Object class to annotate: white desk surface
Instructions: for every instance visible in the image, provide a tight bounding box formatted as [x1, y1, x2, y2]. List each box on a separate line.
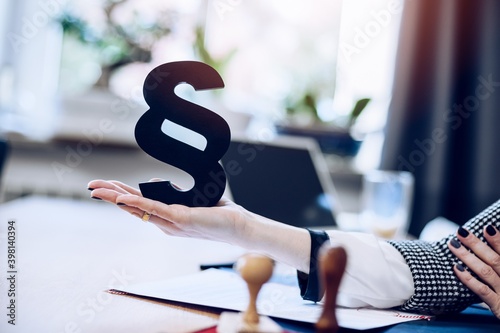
[0, 196, 246, 333]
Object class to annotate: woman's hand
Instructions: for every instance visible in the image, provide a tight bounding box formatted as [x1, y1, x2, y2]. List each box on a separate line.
[87, 179, 311, 272]
[87, 179, 252, 244]
[448, 224, 500, 318]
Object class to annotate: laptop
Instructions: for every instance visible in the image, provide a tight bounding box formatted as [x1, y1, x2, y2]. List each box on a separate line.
[220, 135, 340, 229]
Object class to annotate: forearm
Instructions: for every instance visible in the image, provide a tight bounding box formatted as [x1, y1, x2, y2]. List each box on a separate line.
[233, 210, 311, 273]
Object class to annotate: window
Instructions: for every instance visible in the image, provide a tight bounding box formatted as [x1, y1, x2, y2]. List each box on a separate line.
[0, 0, 62, 140]
[0, 0, 403, 170]
[335, 0, 403, 170]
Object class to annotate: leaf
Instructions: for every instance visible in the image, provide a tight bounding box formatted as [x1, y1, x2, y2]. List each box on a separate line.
[349, 98, 370, 126]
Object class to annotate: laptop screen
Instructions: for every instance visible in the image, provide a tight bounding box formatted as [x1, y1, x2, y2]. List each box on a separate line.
[220, 136, 338, 228]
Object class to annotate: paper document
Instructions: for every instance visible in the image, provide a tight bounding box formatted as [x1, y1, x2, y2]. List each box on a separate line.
[110, 269, 430, 330]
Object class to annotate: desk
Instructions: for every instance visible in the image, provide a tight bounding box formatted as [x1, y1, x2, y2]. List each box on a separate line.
[0, 196, 243, 333]
[0, 196, 499, 333]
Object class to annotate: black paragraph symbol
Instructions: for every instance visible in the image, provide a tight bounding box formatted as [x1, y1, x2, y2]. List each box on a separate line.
[135, 61, 231, 207]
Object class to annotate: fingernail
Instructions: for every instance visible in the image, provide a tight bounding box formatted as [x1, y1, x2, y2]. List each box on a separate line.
[117, 202, 126, 206]
[458, 227, 469, 238]
[456, 264, 465, 272]
[486, 224, 497, 236]
[450, 238, 461, 249]
[91, 196, 102, 201]
[88, 187, 95, 191]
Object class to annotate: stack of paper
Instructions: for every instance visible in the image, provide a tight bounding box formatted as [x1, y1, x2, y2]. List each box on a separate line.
[109, 269, 430, 330]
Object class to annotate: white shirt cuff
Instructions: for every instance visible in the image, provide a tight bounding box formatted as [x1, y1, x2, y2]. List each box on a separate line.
[326, 230, 414, 308]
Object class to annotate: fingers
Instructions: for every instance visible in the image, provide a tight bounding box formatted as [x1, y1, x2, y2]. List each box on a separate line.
[484, 225, 500, 260]
[88, 179, 176, 197]
[87, 180, 239, 242]
[115, 194, 186, 223]
[456, 226, 500, 276]
[448, 240, 499, 291]
[87, 179, 192, 227]
[87, 180, 146, 220]
[448, 226, 500, 289]
[88, 179, 142, 196]
[89, 186, 184, 234]
[453, 264, 499, 311]
[109, 180, 143, 196]
[116, 194, 199, 234]
[88, 184, 130, 205]
[448, 225, 500, 318]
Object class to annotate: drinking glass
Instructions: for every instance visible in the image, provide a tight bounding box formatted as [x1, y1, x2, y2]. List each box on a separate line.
[360, 170, 414, 239]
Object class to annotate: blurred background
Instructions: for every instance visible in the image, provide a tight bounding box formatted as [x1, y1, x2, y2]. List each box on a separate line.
[1, 0, 499, 238]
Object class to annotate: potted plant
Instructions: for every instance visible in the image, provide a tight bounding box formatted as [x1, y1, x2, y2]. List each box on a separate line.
[276, 94, 371, 157]
[57, 1, 176, 91]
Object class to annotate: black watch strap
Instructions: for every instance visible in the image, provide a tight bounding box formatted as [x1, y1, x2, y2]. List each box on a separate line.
[297, 228, 330, 302]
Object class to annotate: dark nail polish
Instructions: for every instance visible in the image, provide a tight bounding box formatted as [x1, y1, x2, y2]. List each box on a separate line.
[458, 227, 469, 238]
[117, 202, 126, 206]
[486, 224, 497, 236]
[91, 196, 102, 201]
[88, 187, 95, 191]
[450, 238, 461, 249]
[456, 264, 465, 272]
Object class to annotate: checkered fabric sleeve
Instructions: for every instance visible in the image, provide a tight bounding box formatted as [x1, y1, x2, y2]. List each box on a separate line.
[388, 199, 500, 315]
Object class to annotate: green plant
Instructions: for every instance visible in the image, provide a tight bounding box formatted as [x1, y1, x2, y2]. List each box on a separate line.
[286, 92, 371, 129]
[347, 97, 371, 128]
[193, 25, 236, 77]
[57, 0, 174, 88]
[285, 92, 321, 123]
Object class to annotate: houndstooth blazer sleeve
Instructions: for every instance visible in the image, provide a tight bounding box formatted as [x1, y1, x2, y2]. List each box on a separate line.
[388, 199, 500, 315]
